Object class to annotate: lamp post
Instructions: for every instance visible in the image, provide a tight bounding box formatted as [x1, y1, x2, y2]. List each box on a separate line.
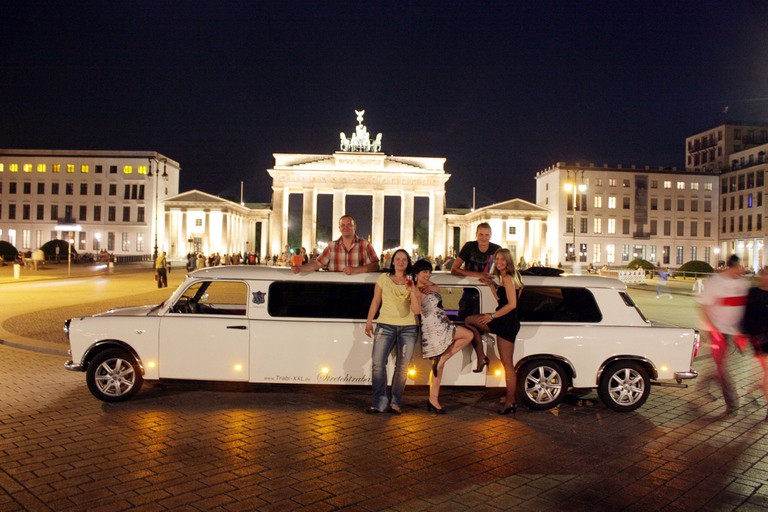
[54, 223, 82, 277]
[148, 157, 168, 261]
[563, 170, 587, 271]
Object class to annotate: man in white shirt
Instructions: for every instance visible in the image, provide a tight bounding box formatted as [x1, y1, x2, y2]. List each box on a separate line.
[698, 255, 749, 414]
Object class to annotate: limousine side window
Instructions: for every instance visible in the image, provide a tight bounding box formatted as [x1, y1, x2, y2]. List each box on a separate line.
[437, 286, 479, 322]
[517, 286, 602, 323]
[172, 280, 248, 316]
[268, 282, 375, 319]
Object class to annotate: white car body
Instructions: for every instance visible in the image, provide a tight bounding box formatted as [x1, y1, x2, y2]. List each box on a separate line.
[65, 266, 698, 411]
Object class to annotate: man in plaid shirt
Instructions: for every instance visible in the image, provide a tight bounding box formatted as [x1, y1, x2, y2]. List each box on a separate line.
[292, 215, 380, 274]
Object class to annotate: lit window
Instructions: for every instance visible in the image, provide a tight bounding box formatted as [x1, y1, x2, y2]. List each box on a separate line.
[53, 164, 60, 173]
[663, 181, 671, 189]
[67, 164, 75, 173]
[677, 182, 685, 190]
[0, 163, 3, 172]
[594, 218, 602, 234]
[704, 183, 713, 191]
[593, 244, 601, 263]
[594, 196, 602, 208]
[138, 165, 148, 175]
[594, 178, 603, 186]
[608, 196, 616, 209]
[123, 166, 133, 174]
[608, 218, 616, 234]
[608, 179, 617, 187]
[81, 165, 89, 173]
[607, 244, 615, 263]
[10, 164, 18, 172]
[37, 164, 46, 173]
[691, 182, 699, 190]
[23, 164, 32, 172]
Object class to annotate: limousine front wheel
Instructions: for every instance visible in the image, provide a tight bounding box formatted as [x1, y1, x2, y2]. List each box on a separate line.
[86, 348, 143, 402]
[518, 360, 568, 410]
[598, 361, 650, 412]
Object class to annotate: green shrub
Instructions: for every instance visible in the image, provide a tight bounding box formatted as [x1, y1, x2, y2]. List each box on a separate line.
[675, 260, 714, 278]
[626, 259, 654, 270]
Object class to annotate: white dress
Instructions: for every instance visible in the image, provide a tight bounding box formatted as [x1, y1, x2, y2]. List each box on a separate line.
[420, 292, 456, 358]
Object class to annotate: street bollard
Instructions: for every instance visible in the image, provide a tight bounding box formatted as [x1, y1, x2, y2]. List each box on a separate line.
[13, 263, 21, 279]
[108, 262, 114, 273]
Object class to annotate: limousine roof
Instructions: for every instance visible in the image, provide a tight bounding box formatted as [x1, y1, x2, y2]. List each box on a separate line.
[187, 266, 628, 290]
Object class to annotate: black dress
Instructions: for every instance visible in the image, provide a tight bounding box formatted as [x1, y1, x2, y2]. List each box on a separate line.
[487, 285, 520, 342]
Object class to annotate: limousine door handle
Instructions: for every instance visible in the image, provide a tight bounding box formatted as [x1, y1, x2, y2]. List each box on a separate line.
[226, 325, 247, 330]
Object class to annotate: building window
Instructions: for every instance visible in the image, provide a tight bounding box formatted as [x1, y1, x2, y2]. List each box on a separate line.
[95, 165, 103, 174]
[51, 183, 59, 195]
[722, 198, 727, 212]
[758, 192, 763, 207]
[109, 184, 117, 196]
[37, 164, 46, 173]
[593, 244, 601, 263]
[123, 166, 133, 174]
[594, 196, 602, 208]
[677, 182, 685, 190]
[10, 164, 18, 172]
[730, 176, 737, 192]
[80, 183, 88, 195]
[676, 247, 683, 265]
[9, 182, 16, 194]
[139, 185, 145, 200]
[757, 171, 765, 187]
[108, 206, 116, 222]
[122, 207, 130, 222]
[64, 205, 73, 221]
[594, 178, 603, 186]
[23, 164, 32, 173]
[676, 222, 684, 236]
[94, 183, 102, 195]
[138, 165, 148, 175]
[36, 204, 44, 220]
[739, 195, 744, 209]
[663, 246, 670, 265]
[650, 246, 657, 262]
[677, 199, 685, 211]
[37, 183, 45, 194]
[94, 205, 101, 222]
[608, 196, 616, 209]
[122, 232, 130, 251]
[65, 183, 74, 195]
[23, 182, 31, 194]
[79, 205, 87, 221]
[622, 245, 629, 263]
[738, 216, 743, 232]
[131, 184, 138, 200]
[566, 217, 574, 233]
[580, 217, 587, 233]
[124, 185, 131, 200]
[650, 198, 657, 210]
[663, 181, 671, 189]
[738, 175, 745, 191]
[704, 183, 713, 191]
[508, 226, 516, 235]
[67, 164, 75, 173]
[691, 182, 699, 190]
[650, 220, 657, 235]
[690, 246, 697, 261]
[704, 200, 711, 212]
[622, 219, 630, 235]
[730, 217, 735, 232]
[749, 194, 753, 208]
[608, 218, 616, 234]
[608, 179, 617, 187]
[623, 179, 630, 187]
[748, 215, 753, 231]
[664, 199, 671, 211]
[195, 219, 203, 227]
[691, 200, 698, 212]
[108, 232, 115, 251]
[748, 173, 755, 188]
[50, 205, 58, 221]
[704, 222, 711, 238]
[690, 222, 698, 237]
[53, 164, 60, 173]
[22, 204, 31, 220]
[758, 215, 763, 230]
[622, 197, 630, 209]
[22, 230, 31, 249]
[594, 218, 602, 234]
[137, 233, 144, 251]
[81, 165, 89, 173]
[607, 244, 615, 263]
[664, 220, 671, 236]
[650, 180, 658, 189]
[78, 232, 87, 251]
[137, 207, 145, 223]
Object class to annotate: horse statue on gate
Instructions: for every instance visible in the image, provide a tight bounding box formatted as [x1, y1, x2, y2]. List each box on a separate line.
[340, 133, 351, 152]
[372, 133, 382, 152]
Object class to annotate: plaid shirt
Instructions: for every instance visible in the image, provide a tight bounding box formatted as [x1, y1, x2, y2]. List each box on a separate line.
[316, 236, 378, 271]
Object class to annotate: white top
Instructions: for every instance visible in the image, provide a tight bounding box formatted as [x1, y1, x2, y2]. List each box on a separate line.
[698, 272, 750, 334]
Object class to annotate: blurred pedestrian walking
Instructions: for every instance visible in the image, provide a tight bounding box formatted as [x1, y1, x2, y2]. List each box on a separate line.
[742, 267, 768, 419]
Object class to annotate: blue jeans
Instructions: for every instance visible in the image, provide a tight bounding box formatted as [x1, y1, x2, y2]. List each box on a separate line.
[371, 324, 419, 411]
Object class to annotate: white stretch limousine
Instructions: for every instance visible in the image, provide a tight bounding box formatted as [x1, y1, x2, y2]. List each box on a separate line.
[65, 266, 698, 411]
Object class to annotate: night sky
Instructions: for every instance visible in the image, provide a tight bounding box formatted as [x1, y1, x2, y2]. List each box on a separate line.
[2, 1, 767, 210]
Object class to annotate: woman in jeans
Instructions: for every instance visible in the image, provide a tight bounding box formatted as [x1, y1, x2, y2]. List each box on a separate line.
[364, 249, 419, 414]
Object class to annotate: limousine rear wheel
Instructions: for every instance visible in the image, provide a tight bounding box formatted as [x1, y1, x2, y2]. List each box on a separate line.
[86, 348, 143, 402]
[518, 360, 568, 410]
[598, 361, 650, 412]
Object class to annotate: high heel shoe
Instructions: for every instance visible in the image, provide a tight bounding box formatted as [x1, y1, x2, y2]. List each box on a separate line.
[431, 357, 440, 377]
[473, 356, 489, 373]
[427, 400, 447, 414]
[498, 404, 517, 416]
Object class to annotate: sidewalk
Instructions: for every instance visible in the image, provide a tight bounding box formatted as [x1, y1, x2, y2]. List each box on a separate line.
[0, 260, 156, 285]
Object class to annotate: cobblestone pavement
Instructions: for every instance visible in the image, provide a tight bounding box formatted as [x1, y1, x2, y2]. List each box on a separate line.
[2, 274, 768, 511]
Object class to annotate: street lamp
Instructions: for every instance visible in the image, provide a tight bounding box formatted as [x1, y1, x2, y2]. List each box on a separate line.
[563, 170, 587, 270]
[148, 157, 168, 261]
[54, 223, 82, 277]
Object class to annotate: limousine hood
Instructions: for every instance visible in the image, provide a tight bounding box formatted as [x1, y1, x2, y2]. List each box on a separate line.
[94, 305, 159, 317]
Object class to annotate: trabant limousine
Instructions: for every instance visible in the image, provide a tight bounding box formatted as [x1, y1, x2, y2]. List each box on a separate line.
[65, 266, 698, 412]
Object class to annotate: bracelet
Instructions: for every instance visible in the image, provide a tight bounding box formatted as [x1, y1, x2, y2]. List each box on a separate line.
[489, 312, 495, 319]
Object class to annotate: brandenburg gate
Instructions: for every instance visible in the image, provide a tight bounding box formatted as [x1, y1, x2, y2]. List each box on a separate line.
[268, 111, 450, 257]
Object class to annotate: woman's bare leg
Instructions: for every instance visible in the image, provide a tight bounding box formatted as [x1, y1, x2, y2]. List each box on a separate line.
[429, 327, 476, 408]
[496, 336, 517, 407]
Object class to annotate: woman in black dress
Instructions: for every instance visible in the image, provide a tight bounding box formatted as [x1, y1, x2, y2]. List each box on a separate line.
[464, 248, 521, 414]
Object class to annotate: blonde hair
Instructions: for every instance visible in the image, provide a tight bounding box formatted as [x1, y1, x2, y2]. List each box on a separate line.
[493, 248, 522, 288]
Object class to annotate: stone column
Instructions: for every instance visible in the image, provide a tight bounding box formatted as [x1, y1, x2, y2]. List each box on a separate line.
[203, 210, 210, 255]
[401, 191, 415, 253]
[221, 210, 228, 255]
[302, 189, 317, 250]
[428, 190, 445, 258]
[332, 189, 345, 240]
[501, 219, 508, 249]
[270, 187, 288, 257]
[163, 206, 171, 254]
[524, 218, 531, 261]
[540, 221, 548, 265]
[372, 190, 385, 256]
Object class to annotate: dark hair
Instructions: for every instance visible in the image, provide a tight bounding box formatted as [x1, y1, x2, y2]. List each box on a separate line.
[412, 259, 433, 276]
[727, 254, 740, 267]
[389, 249, 413, 275]
[476, 222, 491, 232]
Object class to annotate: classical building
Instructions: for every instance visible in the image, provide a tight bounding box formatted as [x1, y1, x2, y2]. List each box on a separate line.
[686, 123, 768, 173]
[0, 150, 179, 261]
[536, 163, 720, 267]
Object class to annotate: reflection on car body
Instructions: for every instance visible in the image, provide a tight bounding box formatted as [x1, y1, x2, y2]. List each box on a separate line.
[64, 266, 698, 412]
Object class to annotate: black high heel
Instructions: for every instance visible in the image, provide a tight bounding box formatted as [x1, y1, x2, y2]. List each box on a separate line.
[473, 356, 489, 373]
[498, 404, 517, 416]
[427, 401, 447, 414]
[431, 357, 440, 377]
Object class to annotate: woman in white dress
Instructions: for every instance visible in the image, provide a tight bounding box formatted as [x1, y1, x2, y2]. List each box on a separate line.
[408, 260, 474, 414]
